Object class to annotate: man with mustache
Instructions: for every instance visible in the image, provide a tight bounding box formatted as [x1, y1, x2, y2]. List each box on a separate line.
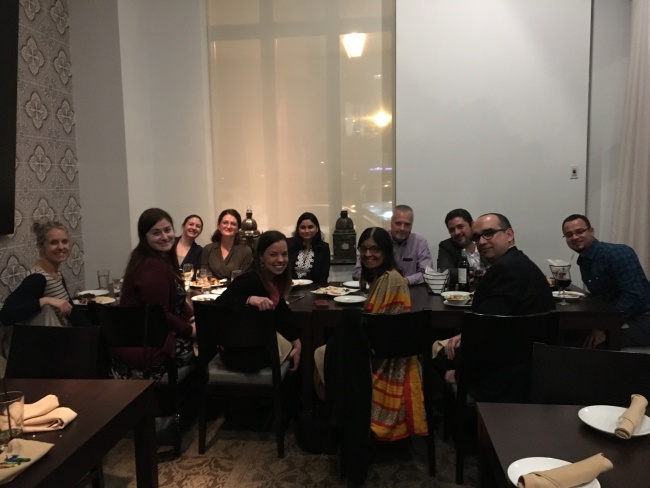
[437, 208, 483, 288]
[562, 213, 650, 348]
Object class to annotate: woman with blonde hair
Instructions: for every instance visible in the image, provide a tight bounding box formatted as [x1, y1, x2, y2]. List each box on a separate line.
[1, 220, 88, 327]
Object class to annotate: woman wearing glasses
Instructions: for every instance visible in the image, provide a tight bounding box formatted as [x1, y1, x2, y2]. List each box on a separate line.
[201, 209, 253, 280]
[315, 227, 428, 446]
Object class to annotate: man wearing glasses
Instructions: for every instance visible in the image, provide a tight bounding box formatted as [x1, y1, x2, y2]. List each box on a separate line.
[352, 204, 433, 286]
[562, 214, 650, 348]
[444, 213, 554, 365]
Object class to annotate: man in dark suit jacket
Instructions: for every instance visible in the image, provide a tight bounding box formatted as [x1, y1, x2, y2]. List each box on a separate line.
[437, 208, 484, 288]
[442, 213, 555, 400]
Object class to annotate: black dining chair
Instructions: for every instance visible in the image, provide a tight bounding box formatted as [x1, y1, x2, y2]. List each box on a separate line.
[193, 301, 291, 458]
[5, 325, 105, 379]
[447, 311, 558, 484]
[530, 343, 650, 406]
[4, 324, 105, 488]
[94, 303, 197, 457]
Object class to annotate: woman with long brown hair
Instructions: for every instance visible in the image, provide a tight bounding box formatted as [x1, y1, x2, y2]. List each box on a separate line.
[115, 208, 195, 380]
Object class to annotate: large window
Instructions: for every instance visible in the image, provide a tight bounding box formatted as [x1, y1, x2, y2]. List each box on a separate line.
[206, 0, 395, 241]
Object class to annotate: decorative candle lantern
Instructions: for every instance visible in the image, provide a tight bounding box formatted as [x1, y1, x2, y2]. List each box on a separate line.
[239, 205, 261, 250]
[332, 210, 357, 264]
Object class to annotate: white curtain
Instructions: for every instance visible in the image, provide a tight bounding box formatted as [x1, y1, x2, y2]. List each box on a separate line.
[612, 0, 650, 274]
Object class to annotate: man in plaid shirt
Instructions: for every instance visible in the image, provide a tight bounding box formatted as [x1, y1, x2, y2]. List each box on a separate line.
[562, 214, 650, 348]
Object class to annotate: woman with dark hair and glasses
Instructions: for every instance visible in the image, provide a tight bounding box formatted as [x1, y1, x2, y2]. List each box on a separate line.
[315, 227, 428, 442]
[174, 214, 204, 277]
[287, 212, 330, 284]
[215, 230, 302, 373]
[115, 208, 196, 380]
[201, 209, 253, 280]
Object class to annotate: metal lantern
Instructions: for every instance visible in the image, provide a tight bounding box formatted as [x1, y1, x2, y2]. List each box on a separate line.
[332, 210, 357, 264]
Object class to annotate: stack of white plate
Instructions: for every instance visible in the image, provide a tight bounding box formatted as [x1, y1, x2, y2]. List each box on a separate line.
[424, 268, 449, 294]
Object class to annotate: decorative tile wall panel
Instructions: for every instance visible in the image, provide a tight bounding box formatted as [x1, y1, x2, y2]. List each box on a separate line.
[0, 0, 85, 308]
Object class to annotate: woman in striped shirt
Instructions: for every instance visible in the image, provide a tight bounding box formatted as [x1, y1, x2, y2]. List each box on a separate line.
[1, 221, 87, 326]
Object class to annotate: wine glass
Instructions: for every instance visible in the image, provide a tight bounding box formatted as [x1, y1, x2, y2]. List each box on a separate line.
[471, 266, 486, 292]
[549, 265, 572, 305]
[182, 264, 194, 291]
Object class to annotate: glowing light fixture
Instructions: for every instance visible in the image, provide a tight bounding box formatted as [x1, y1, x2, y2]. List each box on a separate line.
[342, 33, 366, 58]
[371, 111, 392, 128]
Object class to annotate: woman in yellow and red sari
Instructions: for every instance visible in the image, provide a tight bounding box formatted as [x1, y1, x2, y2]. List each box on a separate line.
[357, 227, 428, 441]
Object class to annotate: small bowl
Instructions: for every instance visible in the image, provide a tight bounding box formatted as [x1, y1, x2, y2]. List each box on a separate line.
[441, 291, 471, 305]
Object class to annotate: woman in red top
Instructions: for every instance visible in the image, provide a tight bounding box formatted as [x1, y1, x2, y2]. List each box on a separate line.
[114, 208, 196, 380]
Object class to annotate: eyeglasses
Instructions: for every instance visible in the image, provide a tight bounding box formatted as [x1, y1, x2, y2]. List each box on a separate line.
[563, 228, 589, 239]
[358, 245, 382, 255]
[470, 228, 508, 243]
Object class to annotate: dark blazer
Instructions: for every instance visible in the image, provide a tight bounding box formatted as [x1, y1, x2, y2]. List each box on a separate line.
[472, 246, 555, 316]
[216, 270, 300, 372]
[437, 238, 463, 286]
[0, 273, 90, 327]
[287, 237, 331, 285]
[175, 237, 203, 276]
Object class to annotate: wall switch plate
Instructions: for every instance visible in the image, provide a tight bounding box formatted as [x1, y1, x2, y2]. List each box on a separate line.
[570, 165, 579, 179]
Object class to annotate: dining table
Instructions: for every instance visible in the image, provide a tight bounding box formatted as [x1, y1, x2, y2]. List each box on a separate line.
[288, 283, 623, 408]
[5, 378, 157, 487]
[477, 402, 650, 487]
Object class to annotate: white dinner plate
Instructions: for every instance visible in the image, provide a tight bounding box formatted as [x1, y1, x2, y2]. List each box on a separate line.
[333, 295, 366, 304]
[507, 457, 600, 488]
[578, 405, 650, 437]
[311, 286, 352, 296]
[342, 281, 360, 288]
[92, 296, 116, 305]
[441, 291, 472, 299]
[210, 288, 226, 296]
[78, 289, 109, 296]
[191, 294, 218, 302]
[552, 291, 584, 301]
[443, 300, 471, 308]
[292, 279, 313, 287]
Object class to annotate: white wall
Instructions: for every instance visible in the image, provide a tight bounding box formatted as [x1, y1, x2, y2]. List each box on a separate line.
[588, 0, 632, 240]
[396, 0, 592, 273]
[70, 0, 132, 287]
[70, 0, 215, 284]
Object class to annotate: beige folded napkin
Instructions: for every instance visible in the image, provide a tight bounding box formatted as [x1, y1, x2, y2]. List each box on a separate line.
[23, 394, 59, 420]
[432, 339, 449, 358]
[23, 407, 77, 432]
[22, 394, 77, 433]
[0, 438, 53, 485]
[615, 394, 648, 439]
[517, 453, 613, 488]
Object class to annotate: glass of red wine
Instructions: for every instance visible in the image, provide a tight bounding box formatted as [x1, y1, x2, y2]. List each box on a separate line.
[550, 265, 572, 305]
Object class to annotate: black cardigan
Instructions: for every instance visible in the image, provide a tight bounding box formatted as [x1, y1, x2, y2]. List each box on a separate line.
[0, 273, 90, 326]
[287, 237, 331, 285]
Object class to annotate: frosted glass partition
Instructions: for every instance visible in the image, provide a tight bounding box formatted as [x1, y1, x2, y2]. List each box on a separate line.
[206, 0, 395, 241]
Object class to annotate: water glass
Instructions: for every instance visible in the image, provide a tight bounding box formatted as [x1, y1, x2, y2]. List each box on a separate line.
[97, 269, 110, 290]
[231, 269, 243, 282]
[112, 278, 122, 297]
[0, 391, 24, 451]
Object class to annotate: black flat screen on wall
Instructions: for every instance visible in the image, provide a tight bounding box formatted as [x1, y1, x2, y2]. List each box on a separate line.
[0, 1, 18, 236]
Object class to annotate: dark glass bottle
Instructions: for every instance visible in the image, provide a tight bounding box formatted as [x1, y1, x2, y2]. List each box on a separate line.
[458, 249, 470, 292]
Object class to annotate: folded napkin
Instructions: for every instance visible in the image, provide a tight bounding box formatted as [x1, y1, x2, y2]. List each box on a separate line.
[615, 394, 648, 439]
[0, 438, 53, 485]
[22, 395, 77, 433]
[517, 453, 613, 488]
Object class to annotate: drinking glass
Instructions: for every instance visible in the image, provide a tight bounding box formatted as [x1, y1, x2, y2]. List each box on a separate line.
[0, 391, 24, 451]
[112, 278, 122, 297]
[549, 265, 572, 305]
[230, 269, 242, 282]
[471, 267, 486, 292]
[182, 264, 194, 290]
[97, 269, 110, 290]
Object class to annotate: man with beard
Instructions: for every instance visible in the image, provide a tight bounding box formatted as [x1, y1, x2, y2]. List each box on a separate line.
[437, 208, 483, 288]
